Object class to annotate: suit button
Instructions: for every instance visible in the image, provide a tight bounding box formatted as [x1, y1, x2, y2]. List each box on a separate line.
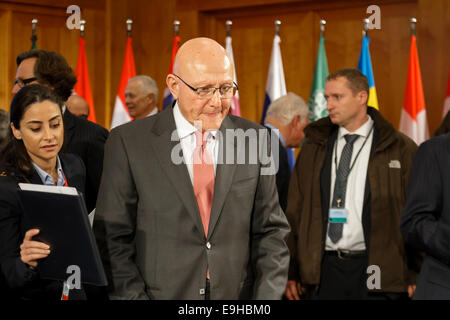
[206, 242, 211, 250]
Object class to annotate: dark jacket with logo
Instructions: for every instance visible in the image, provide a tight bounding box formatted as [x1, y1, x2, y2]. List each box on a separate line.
[286, 107, 419, 293]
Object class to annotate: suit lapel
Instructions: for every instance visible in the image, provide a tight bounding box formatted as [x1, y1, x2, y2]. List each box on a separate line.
[63, 109, 76, 151]
[207, 116, 237, 240]
[150, 107, 205, 238]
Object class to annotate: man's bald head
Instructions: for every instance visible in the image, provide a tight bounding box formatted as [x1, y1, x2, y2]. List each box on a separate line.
[167, 38, 236, 131]
[173, 37, 233, 80]
[66, 94, 89, 120]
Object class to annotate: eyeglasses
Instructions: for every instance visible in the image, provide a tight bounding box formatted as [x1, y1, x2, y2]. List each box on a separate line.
[13, 77, 38, 88]
[173, 74, 238, 99]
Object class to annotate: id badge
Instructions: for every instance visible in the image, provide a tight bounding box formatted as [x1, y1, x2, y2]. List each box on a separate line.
[328, 208, 348, 223]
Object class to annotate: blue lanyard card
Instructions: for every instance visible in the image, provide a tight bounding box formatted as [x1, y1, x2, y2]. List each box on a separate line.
[329, 208, 348, 223]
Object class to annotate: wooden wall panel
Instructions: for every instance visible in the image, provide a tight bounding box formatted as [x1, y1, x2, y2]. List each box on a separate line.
[0, 0, 448, 133]
[0, 0, 107, 127]
[176, 0, 448, 133]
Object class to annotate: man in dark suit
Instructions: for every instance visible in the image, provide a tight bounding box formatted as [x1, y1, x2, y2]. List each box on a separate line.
[12, 50, 108, 213]
[401, 133, 450, 299]
[94, 37, 290, 300]
[264, 92, 309, 212]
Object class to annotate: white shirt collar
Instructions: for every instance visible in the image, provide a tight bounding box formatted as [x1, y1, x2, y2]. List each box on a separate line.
[147, 107, 158, 117]
[338, 115, 374, 140]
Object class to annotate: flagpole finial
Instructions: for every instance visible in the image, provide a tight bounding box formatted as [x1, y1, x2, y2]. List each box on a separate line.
[80, 20, 86, 37]
[126, 19, 133, 37]
[410, 17, 417, 36]
[362, 18, 369, 37]
[274, 20, 281, 36]
[31, 19, 38, 48]
[226, 20, 232, 37]
[174, 20, 180, 36]
[320, 19, 326, 37]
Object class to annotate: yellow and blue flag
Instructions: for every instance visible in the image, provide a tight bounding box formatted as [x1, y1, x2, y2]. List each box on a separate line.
[357, 36, 379, 110]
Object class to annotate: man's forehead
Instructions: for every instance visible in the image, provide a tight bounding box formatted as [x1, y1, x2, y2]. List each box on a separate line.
[17, 58, 37, 77]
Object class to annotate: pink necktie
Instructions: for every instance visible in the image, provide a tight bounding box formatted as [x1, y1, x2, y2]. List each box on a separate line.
[193, 130, 215, 238]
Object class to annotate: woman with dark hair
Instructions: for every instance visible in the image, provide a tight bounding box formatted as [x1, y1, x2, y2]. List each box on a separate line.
[0, 84, 87, 300]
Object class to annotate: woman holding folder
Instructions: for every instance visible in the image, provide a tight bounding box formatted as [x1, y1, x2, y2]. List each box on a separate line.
[0, 84, 87, 300]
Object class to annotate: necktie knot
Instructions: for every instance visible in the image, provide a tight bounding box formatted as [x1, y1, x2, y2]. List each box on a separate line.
[344, 134, 359, 145]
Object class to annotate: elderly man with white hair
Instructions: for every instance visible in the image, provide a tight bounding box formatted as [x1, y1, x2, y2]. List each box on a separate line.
[124, 75, 159, 120]
[264, 92, 309, 212]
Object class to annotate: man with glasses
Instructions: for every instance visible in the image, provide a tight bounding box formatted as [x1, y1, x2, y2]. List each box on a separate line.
[12, 50, 108, 214]
[94, 37, 290, 300]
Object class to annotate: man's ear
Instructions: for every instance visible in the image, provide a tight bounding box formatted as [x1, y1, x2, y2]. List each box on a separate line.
[166, 74, 179, 99]
[359, 90, 369, 106]
[147, 92, 155, 105]
[291, 115, 301, 129]
[11, 123, 21, 140]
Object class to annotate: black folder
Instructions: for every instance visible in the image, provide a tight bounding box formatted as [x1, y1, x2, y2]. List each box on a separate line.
[18, 183, 107, 286]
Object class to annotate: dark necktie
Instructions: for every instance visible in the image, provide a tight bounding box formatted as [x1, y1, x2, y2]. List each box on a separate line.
[328, 134, 359, 244]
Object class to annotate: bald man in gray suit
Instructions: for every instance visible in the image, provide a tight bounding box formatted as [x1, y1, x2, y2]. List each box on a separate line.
[94, 37, 290, 300]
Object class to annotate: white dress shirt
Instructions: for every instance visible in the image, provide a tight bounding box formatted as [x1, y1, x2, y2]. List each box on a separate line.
[325, 115, 374, 251]
[172, 102, 219, 185]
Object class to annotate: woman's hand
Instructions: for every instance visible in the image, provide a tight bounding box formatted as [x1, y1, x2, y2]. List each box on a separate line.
[20, 229, 51, 269]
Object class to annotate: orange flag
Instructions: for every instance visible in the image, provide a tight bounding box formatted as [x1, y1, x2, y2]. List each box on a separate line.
[111, 37, 136, 129]
[74, 37, 96, 123]
[399, 35, 429, 144]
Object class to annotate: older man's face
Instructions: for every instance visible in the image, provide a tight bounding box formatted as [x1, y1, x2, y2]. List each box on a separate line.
[168, 39, 234, 131]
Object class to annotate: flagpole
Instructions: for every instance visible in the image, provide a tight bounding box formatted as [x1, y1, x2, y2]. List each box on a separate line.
[274, 20, 281, 36]
[174, 20, 180, 36]
[320, 19, 326, 37]
[226, 20, 232, 37]
[127, 19, 133, 38]
[410, 17, 417, 36]
[80, 19, 85, 38]
[31, 19, 38, 49]
[362, 18, 369, 37]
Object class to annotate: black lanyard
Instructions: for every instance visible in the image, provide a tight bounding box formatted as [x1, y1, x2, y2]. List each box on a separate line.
[334, 125, 374, 178]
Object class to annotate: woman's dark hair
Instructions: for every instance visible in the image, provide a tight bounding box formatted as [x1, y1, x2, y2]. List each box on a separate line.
[0, 84, 63, 180]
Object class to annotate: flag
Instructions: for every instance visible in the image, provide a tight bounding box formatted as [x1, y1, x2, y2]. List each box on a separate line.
[261, 34, 286, 124]
[308, 35, 329, 122]
[111, 37, 136, 129]
[74, 37, 96, 123]
[399, 35, 429, 144]
[357, 36, 379, 110]
[261, 34, 295, 171]
[225, 35, 241, 117]
[162, 35, 181, 110]
[442, 71, 450, 117]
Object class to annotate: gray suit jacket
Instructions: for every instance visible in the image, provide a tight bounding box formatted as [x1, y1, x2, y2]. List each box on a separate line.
[94, 106, 290, 300]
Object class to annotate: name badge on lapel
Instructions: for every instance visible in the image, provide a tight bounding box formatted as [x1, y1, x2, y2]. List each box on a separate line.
[329, 208, 348, 223]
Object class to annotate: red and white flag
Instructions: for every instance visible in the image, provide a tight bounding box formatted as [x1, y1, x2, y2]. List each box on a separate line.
[74, 37, 96, 123]
[111, 37, 136, 129]
[442, 71, 450, 118]
[399, 35, 429, 144]
[225, 35, 240, 117]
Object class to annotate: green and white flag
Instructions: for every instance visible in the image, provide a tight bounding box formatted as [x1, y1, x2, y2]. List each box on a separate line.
[308, 36, 329, 122]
